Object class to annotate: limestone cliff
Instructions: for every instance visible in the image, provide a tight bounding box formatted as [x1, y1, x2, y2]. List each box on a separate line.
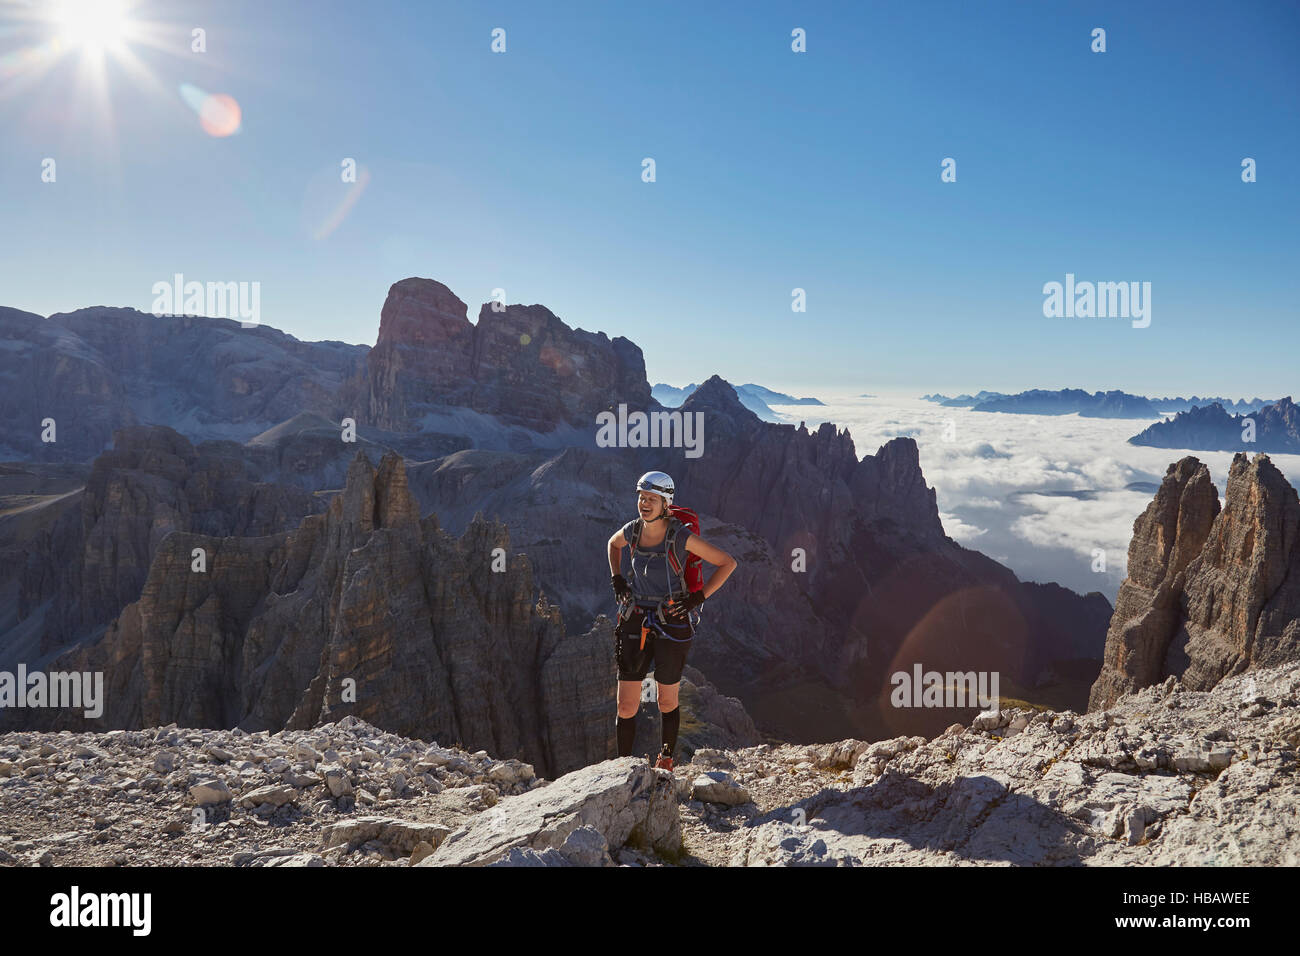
[16, 452, 616, 778]
[7, 426, 323, 661]
[1089, 454, 1300, 710]
[354, 278, 653, 434]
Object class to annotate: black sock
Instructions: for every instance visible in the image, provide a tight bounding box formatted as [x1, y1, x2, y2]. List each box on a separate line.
[616, 714, 637, 757]
[660, 705, 680, 757]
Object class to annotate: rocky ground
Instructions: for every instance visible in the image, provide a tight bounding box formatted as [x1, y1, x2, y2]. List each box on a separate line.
[2, 662, 1296, 867]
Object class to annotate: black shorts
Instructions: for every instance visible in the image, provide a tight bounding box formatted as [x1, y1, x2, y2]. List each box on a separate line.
[614, 609, 693, 684]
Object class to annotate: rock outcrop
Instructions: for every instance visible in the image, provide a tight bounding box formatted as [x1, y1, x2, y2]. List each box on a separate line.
[5, 426, 324, 662]
[354, 278, 653, 434]
[15, 452, 616, 778]
[4, 663, 1296, 867]
[1087, 458, 1221, 709]
[1089, 454, 1300, 710]
[720, 662, 1300, 866]
[0, 716, 560, 867]
[418, 757, 679, 866]
[674, 375, 945, 550]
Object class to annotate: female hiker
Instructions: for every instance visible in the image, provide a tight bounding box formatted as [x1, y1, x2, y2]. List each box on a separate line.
[606, 471, 737, 770]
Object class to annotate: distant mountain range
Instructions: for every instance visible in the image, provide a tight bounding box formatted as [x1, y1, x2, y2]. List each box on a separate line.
[1129, 397, 1299, 454]
[922, 388, 1282, 419]
[651, 382, 824, 422]
[921, 390, 1008, 407]
[917, 387, 1297, 454]
[1145, 395, 1279, 415]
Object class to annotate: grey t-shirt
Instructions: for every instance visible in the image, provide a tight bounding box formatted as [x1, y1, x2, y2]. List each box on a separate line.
[621, 518, 693, 605]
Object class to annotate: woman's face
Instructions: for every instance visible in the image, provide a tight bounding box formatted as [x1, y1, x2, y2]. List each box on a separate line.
[637, 491, 665, 520]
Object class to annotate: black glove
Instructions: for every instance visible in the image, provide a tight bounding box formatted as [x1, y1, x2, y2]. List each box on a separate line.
[663, 590, 705, 624]
[611, 574, 632, 601]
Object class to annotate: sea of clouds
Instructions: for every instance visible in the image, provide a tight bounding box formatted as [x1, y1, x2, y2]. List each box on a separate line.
[768, 389, 1300, 603]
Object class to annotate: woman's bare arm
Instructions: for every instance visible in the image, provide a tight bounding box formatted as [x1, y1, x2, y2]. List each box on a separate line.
[684, 534, 737, 599]
[608, 529, 627, 577]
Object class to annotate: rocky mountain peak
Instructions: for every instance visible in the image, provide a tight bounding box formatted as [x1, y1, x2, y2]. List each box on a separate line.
[873, 434, 923, 476]
[336, 452, 379, 538]
[359, 278, 652, 433]
[1134, 456, 1220, 586]
[681, 375, 757, 420]
[473, 300, 565, 340]
[375, 451, 421, 530]
[1089, 453, 1300, 711]
[375, 278, 472, 348]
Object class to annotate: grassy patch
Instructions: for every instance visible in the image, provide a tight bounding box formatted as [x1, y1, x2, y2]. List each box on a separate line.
[654, 831, 692, 866]
[994, 696, 1053, 713]
[677, 683, 708, 739]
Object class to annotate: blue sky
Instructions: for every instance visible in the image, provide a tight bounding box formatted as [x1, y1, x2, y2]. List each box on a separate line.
[2, 0, 1296, 397]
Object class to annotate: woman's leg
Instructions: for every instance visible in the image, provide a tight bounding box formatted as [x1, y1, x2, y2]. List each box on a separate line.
[614, 619, 652, 756]
[656, 681, 681, 759]
[617, 680, 641, 719]
[615, 680, 641, 756]
[652, 632, 691, 760]
[656, 681, 680, 712]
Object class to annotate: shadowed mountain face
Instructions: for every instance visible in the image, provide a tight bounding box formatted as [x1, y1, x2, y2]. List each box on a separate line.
[0, 306, 367, 462]
[1128, 397, 1300, 454]
[2, 426, 327, 667]
[2, 451, 614, 779]
[1, 278, 1117, 753]
[350, 278, 654, 435]
[1089, 453, 1300, 711]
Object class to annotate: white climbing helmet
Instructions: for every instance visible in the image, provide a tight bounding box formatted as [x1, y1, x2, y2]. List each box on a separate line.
[636, 471, 675, 506]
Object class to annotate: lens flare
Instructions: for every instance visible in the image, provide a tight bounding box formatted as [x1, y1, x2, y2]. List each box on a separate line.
[539, 345, 575, 377]
[311, 167, 371, 240]
[0, 40, 61, 81]
[179, 83, 241, 137]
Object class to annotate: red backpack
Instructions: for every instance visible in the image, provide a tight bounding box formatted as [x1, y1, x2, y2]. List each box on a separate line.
[630, 505, 704, 593]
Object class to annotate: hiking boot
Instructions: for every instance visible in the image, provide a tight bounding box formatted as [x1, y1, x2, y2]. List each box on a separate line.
[653, 752, 674, 772]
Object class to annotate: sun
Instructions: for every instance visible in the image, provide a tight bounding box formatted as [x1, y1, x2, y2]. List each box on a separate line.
[53, 0, 134, 56]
